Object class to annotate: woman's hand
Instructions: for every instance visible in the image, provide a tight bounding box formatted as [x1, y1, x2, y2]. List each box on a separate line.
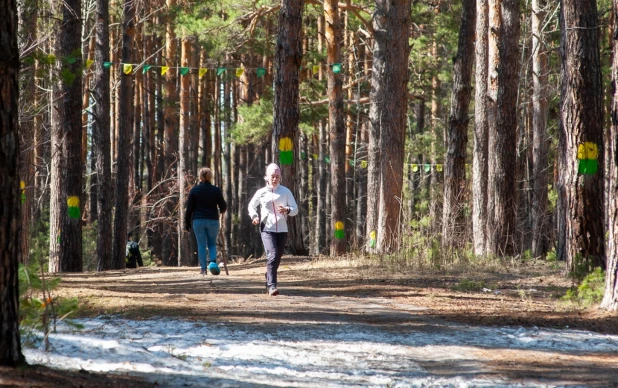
[277, 205, 289, 215]
[252, 217, 260, 225]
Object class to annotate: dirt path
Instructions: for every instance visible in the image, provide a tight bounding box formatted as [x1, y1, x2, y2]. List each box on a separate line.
[4, 257, 618, 387]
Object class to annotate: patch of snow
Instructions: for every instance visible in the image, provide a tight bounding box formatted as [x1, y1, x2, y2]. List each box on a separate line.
[23, 316, 618, 387]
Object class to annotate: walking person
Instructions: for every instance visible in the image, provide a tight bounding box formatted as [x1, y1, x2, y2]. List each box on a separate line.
[185, 167, 227, 275]
[126, 232, 144, 268]
[248, 163, 298, 296]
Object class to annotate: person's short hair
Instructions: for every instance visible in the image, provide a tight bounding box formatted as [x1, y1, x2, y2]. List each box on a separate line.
[127, 232, 133, 239]
[199, 167, 213, 182]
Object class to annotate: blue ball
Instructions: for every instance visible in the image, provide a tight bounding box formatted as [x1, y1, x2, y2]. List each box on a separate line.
[208, 261, 220, 275]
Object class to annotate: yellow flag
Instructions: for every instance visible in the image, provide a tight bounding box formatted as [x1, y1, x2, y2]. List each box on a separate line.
[360, 160, 368, 169]
[436, 164, 443, 172]
[161, 66, 169, 75]
[312, 65, 320, 74]
[86, 59, 94, 68]
[199, 68, 207, 78]
[236, 68, 244, 77]
[123, 64, 133, 74]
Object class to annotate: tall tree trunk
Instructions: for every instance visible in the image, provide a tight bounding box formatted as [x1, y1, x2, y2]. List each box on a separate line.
[530, 0, 550, 258]
[178, 38, 192, 266]
[442, 0, 476, 250]
[368, 0, 411, 253]
[112, 0, 135, 269]
[325, 0, 346, 256]
[485, 0, 520, 256]
[0, 0, 23, 364]
[429, 41, 441, 235]
[18, 0, 38, 265]
[223, 78, 233, 257]
[473, 0, 489, 256]
[557, 0, 605, 272]
[314, 16, 326, 256]
[162, 0, 178, 266]
[272, 0, 305, 254]
[49, 0, 83, 273]
[601, 0, 618, 310]
[93, 0, 113, 271]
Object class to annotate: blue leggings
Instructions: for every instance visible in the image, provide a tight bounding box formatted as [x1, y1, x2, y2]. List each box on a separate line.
[192, 218, 219, 270]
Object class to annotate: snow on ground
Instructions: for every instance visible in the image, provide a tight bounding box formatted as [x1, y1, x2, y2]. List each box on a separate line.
[23, 314, 618, 388]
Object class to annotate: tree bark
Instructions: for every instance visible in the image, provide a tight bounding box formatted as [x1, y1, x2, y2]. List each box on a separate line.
[93, 0, 113, 270]
[530, 0, 550, 258]
[178, 38, 193, 266]
[442, 0, 476, 250]
[473, 0, 489, 256]
[485, 0, 520, 256]
[601, 0, 618, 310]
[112, 0, 135, 269]
[557, 0, 605, 272]
[49, 0, 83, 273]
[272, 0, 306, 254]
[325, 0, 346, 256]
[368, 0, 411, 253]
[0, 0, 23, 364]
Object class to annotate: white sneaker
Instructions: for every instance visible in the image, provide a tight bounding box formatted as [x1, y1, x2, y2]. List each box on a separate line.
[268, 286, 279, 296]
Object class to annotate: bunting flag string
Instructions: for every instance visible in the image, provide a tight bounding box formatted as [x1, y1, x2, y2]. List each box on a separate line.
[300, 151, 446, 172]
[42, 54, 349, 78]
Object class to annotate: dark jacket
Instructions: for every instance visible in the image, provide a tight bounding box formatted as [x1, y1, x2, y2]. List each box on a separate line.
[126, 240, 143, 268]
[185, 181, 227, 230]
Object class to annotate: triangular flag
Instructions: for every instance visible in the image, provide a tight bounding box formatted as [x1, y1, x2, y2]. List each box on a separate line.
[360, 160, 368, 169]
[324, 156, 331, 164]
[199, 68, 207, 78]
[436, 164, 443, 172]
[256, 67, 266, 78]
[412, 164, 419, 172]
[66, 56, 77, 65]
[123, 64, 133, 74]
[312, 65, 320, 74]
[103, 61, 112, 69]
[179, 67, 190, 76]
[142, 65, 152, 74]
[236, 68, 244, 77]
[332, 63, 342, 74]
[217, 67, 226, 76]
[313, 153, 318, 160]
[423, 164, 431, 172]
[349, 159, 355, 167]
[86, 59, 94, 68]
[161, 66, 169, 75]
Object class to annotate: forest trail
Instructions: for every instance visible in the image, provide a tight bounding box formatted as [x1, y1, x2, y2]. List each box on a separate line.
[7, 257, 618, 387]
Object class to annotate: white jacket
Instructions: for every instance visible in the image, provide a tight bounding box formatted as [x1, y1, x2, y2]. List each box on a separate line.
[248, 184, 298, 233]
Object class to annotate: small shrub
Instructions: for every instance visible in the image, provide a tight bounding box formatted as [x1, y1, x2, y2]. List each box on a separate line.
[452, 278, 486, 292]
[562, 267, 605, 307]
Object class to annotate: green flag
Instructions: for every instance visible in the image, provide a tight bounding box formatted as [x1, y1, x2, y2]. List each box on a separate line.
[180, 67, 190, 76]
[256, 67, 266, 78]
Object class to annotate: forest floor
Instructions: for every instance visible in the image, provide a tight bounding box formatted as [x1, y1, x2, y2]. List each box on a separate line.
[2, 255, 618, 387]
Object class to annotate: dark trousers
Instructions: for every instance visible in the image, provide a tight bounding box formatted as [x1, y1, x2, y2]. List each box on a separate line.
[261, 231, 287, 287]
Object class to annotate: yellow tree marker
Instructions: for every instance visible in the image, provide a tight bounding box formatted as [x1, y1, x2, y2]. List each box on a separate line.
[20, 181, 26, 204]
[279, 137, 294, 165]
[369, 230, 377, 248]
[123, 64, 133, 74]
[67, 196, 80, 219]
[334, 221, 345, 239]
